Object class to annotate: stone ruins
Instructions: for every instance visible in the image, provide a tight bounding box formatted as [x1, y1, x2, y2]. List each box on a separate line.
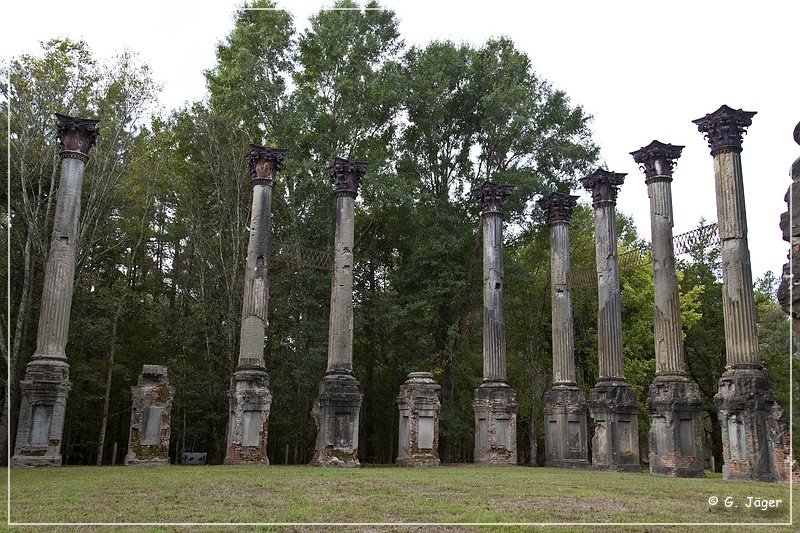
[694, 105, 789, 482]
[224, 145, 284, 465]
[777, 121, 800, 481]
[124, 365, 174, 466]
[310, 157, 367, 467]
[397, 372, 441, 467]
[631, 141, 704, 477]
[12, 114, 99, 468]
[12, 106, 791, 483]
[539, 192, 589, 468]
[580, 169, 640, 472]
[472, 182, 517, 465]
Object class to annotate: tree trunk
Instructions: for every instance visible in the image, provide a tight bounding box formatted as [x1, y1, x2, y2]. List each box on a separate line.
[0, 386, 8, 466]
[96, 303, 123, 465]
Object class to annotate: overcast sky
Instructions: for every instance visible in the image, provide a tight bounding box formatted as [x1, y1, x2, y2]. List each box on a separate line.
[5, 0, 798, 281]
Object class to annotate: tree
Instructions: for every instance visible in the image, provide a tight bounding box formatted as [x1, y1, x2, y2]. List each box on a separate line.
[4, 39, 158, 461]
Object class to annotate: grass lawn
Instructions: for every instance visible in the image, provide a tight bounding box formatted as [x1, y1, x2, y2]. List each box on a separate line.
[5, 465, 797, 530]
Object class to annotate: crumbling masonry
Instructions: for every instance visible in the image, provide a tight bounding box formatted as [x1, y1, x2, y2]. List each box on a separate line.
[12, 114, 99, 468]
[631, 141, 704, 477]
[580, 168, 640, 472]
[472, 182, 517, 465]
[694, 105, 789, 482]
[311, 158, 367, 467]
[397, 372, 441, 467]
[224, 145, 285, 465]
[125, 365, 174, 466]
[539, 192, 589, 468]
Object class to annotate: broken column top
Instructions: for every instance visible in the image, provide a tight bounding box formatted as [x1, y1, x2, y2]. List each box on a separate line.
[474, 182, 514, 216]
[630, 140, 684, 181]
[329, 157, 367, 197]
[580, 168, 626, 207]
[138, 365, 169, 385]
[538, 192, 579, 225]
[55, 112, 100, 157]
[246, 144, 286, 186]
[405, 371, 436, 384]
[692, 104, 757, 155]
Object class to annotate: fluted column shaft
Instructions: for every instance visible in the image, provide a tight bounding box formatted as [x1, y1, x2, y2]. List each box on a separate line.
[647, 175, 686, 375]
[12, 114, 98, 468]
[32, 115, 99, 364]
[550, 221, 576, 384]
[32, 156, 84, 362]
[713, 150, 760, 367]
[237, 183, 272, 368]
[482, 211, 507, 383]
[594, 201, 625, 380]
[327, 192, 356, 373]
[693, 105, 761, 369]
[237, 145, 285, 371]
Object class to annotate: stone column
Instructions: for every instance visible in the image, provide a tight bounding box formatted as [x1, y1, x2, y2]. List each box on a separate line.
[12, 113, 99, 468]
[124, 365, 174, 466]
[396, 372, 441, 467]
[311, 157, 366, 467]
[694, 105, 784, 481]
[776, 121, 800, 482]
[580, 168, 640, 472]
[472, 182, 517, 465]
[631, 141, 704, 477]
[224, 145, 285, 465]
[538, 193, 589, 468]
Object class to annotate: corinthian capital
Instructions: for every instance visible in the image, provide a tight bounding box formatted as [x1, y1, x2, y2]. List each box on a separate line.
[580, 168, 626, 207]
[55, 113, 100, 160]
[474, 182, 514, 216]
[538, 192, 579, 225]
[246, 144, 286, 186]
[692, 105, 756, 155]
[630, 140, 684, 182]
[329, 157, 367, 197]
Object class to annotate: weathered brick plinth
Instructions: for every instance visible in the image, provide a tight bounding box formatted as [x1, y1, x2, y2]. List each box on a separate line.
[715, 367, 789, 482]
[589, 381, 640, 472]
[544, 385, 589, 468]
[646, 376, 704, 477]
[473, 383, 517, 465]
[224, 361, 272, 465]
[777, 122, 800, 483]
[397, 372, 441, 467]
[124, 365, 174, 466]
[311, 373, 362, 467]
[11, 360, 71, 467]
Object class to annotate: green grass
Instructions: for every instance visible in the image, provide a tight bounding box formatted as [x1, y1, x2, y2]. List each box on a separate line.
[5, 465, 798, 530]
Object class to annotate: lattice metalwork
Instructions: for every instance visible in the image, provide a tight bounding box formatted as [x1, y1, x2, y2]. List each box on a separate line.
[271, 240, 332, 271]
[567, 222, 719, 289]
[673, 222, 719, 256]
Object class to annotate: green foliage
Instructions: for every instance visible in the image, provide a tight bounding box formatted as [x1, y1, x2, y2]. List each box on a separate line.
[13, 3, 789, 472]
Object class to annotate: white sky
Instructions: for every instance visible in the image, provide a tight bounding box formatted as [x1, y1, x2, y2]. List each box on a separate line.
[5, 0, 798, 281]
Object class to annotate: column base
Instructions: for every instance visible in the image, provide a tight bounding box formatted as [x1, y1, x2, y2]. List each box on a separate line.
[310, 372, 362, 467]
[224, 365, 272, 465]
[589, 380, 640, 472]
[124, 365, 174, 467]
[646, 375, 705, 477]
[473, 382, 517, 465]
[715, 367, 790, 482]
[396, 372, 441, 467]
[11, 359, 71, 468]
[544, 384, 589, 468]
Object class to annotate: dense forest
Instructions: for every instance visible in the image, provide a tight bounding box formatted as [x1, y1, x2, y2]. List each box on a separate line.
[2, 0, 793, 467]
